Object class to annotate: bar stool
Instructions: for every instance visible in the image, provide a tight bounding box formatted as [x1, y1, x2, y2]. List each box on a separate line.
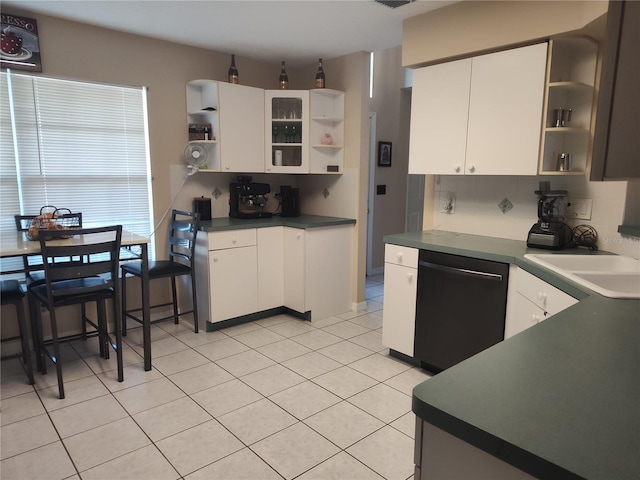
[29, 225, 123, 399]
[1, 279, 35, 385]
[121, 209, 200, 336]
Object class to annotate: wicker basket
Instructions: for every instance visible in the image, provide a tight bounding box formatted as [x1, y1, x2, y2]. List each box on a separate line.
[26, 206, 81, 241]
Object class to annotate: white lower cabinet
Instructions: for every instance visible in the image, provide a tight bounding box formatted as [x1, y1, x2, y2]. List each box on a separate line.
[382, 244, 418, 357]
[283, 225, 353, 320]
[257, 227, 284, 311]
[196, 224, 352, 327]
[505, 266, 578, 339]
[195, 229, 258, 325]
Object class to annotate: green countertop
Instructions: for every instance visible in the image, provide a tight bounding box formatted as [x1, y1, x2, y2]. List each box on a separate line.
[384, 231, 640, 479]
[199, 214, 356, 232]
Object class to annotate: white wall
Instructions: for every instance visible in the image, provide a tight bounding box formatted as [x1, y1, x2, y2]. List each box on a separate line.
[431, 175, 640, 258]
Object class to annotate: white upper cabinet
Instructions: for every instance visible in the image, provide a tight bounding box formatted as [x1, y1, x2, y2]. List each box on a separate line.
[218, 82, 265, 173]
[309, 89, 345, 174]
[186, 80, 221, 171]
[265, 90, 310, 173]
[409, 59, 472, 175]
[186, 80, 264, 173]
[409, 43, 548, 176]
[466, 43, 547, 175]
[540, 37, 597, 175]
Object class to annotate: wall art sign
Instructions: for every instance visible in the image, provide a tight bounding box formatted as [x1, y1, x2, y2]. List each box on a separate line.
[1, 14, 42, 72]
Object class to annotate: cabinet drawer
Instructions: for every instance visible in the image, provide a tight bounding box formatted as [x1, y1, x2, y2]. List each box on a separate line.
[207, 229, 256, 250]
[515, 268, 577, 315]
[385, 244, 418, 268]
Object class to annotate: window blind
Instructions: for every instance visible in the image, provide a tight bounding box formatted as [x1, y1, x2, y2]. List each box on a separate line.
[0, 71, 154, 271]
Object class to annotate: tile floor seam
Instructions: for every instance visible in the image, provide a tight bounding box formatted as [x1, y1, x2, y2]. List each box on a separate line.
[31, 389, 82, 478]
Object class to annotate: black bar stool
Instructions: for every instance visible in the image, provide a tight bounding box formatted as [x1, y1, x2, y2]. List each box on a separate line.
[121, 209, 201, 337]
[1, 279, 35, 385]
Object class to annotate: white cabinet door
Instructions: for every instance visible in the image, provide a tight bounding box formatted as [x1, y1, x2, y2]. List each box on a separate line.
[466, 43, 547, 175]
[283, 227, 306, 313]
[382, 262, 418, 356]
[504, 266, 578, 339]
[209, 246, 258, 323]
[409, 59, 472, 175]
[257, 227, 284, 311]
[283, 225, 353, 320]
[218, 83, 265, 173]
[504, 291, 545, 339]
[305, 225, 352, 320]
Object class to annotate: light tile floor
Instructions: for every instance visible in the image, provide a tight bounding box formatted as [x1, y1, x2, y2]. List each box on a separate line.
[0, 273, 432, 480]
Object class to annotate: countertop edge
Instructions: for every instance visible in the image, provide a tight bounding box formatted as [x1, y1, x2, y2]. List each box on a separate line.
[199, 215, 356, 232]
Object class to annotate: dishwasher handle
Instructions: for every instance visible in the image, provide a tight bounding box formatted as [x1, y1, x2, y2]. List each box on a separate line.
[419, 260, 504, 282]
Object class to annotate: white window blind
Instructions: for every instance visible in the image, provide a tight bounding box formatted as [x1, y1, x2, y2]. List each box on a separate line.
[0, 71, 154, 270]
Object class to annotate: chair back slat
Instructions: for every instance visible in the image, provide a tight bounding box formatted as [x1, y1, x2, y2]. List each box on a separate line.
[167, 210, 200, 266]
[39, 226, 122, 300]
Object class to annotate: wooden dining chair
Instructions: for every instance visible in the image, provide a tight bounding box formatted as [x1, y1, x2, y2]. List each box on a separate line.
[28, 225, 123, 399]
[121, 210, 201, 336]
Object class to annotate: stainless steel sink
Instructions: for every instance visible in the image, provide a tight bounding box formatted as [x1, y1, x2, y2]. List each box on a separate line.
[524, 254, 640, 299]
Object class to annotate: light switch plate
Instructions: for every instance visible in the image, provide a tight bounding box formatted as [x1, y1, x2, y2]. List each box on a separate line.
[566, 198, 592, 220]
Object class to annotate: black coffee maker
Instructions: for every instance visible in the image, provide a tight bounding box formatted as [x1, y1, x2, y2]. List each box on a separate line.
[527, 182, 571, 249]
[280, 185, 300, 217]
[229, 176, 273, 219]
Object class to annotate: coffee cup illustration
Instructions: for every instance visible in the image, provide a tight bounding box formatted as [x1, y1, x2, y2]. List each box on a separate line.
[1, 28, 24, 55]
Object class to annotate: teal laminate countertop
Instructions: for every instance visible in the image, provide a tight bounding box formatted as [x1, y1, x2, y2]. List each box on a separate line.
[199, 214, 356, 232]
[384, 231, 640, 480]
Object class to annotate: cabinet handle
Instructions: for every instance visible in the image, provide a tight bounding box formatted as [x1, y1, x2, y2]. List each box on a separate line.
[297, 232, 302, 239]
[397, 252, 403, 262]
[225, 165, 230, 170]
[454, 165, 461, 173]
[232, 238, 237, 244]
[531, 314, 541, 324]
[213, 256, 218, 262]
[407, 272, 413, 282]
[538, 292, 547, 301]
[468, 164, 475, 173]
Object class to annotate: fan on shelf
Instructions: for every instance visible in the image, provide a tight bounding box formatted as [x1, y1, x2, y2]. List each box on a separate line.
[184, 142, 209, 175]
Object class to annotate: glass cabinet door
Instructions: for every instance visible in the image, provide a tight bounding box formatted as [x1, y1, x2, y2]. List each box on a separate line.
[265, 90, 309, 173]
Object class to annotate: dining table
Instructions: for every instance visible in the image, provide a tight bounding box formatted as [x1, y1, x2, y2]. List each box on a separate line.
[0, 228, 154, 371]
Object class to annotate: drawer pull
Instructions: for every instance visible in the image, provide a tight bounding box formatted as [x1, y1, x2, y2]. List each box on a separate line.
[407, 272, 413, 281]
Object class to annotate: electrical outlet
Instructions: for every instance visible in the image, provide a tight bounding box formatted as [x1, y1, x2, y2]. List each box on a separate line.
[440, 192, 455, 214]
[566, 198, 592, 220]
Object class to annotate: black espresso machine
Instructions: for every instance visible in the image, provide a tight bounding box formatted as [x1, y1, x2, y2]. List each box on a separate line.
[229, 176, 273, 219]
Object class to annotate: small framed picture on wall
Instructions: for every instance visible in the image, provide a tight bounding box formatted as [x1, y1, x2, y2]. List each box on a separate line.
[378, 141, 392, 167]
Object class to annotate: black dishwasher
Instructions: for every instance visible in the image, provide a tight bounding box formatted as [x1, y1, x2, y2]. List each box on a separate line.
[414, 250, 509, 373]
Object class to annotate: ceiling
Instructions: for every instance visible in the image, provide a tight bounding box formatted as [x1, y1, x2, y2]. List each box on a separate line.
[2, 0, 456, 67]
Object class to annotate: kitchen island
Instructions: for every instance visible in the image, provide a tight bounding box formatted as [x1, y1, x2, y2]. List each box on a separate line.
[384, 231, 639, 480]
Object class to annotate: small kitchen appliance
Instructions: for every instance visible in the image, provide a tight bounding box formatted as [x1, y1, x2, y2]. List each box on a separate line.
[229, 176, 273, 219]
[193, 196, 212, 221]
[527, 183, 571, 249]
[280, 185, 300, 217]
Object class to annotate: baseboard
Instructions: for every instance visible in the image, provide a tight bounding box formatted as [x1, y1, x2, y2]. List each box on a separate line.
[367, 267, 384, 276]
[353, 301, 368, 312]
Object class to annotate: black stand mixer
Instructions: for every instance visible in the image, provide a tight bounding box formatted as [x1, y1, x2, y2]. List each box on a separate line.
[527, 184, 572, 250]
